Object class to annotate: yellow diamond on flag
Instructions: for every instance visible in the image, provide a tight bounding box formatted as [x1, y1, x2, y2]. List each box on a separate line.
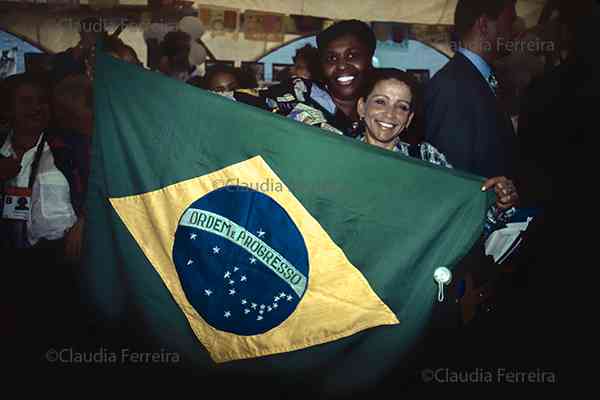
[109, 155, 399, 363]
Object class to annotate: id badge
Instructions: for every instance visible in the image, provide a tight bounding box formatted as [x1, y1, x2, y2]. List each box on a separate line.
[2, 186, 32, 221]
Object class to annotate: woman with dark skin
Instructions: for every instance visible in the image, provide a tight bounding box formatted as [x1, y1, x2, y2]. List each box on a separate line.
[199, 64, 241, 93]
[261, 20, 376, 137]
[316, 19, 375, 135]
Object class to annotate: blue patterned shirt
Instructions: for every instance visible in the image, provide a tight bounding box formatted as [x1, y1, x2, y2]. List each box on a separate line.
[357, 134, 452, 168]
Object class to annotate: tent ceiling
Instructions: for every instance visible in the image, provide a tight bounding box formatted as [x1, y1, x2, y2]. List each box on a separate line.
[196, 0, 547, 27]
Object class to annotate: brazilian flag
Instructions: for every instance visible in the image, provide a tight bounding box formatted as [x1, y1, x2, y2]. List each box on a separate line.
[83, 51, 493, 396]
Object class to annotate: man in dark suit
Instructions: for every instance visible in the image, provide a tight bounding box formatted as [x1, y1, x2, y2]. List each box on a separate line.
[418, 1, 525, 375]
[424, 0, 519, 179]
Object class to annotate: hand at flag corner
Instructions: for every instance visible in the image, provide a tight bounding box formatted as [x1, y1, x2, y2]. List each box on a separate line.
[481, 176, 519, 210]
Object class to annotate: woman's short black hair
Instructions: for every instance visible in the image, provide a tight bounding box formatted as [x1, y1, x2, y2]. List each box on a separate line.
[360, 68, 420, 112]
[161, 30, 191, 59]
[292, 44, 322, 82]
[316, 19, 376, 58]
[199, 64, 244, 90]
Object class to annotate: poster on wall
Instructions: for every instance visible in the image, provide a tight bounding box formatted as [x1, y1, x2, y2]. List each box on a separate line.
[197, 6, 239, 32]
[283, 15, 325, 35]
[1, 30, 43, 77]
[242, 11, 284, 42]
[371, 21, 411, 45]
[0, 47, 18, 79]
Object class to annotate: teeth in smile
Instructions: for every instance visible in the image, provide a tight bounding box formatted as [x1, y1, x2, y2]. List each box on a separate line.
[377, 122, 395, 129]
[337, 76, 354, 83]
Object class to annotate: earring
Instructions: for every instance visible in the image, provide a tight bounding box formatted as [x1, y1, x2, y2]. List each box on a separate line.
[357, 117, 366, 133]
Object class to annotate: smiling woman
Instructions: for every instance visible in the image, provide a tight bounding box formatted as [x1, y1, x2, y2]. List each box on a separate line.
[356, 68, 450, 165]
[259, 20, 377, 138]
[355, 68, 521, 217]
[357, 70, 416, 151]
[316, 19, 376, 124]
[1, 73, 77, 250]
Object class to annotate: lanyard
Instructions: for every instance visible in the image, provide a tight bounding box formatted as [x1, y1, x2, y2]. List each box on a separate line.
[27, 131, 48, 189]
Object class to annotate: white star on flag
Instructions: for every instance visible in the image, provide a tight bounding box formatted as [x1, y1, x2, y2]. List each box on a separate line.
[224, 271, 231, 278]
[260, 304, 265, 309]
[241, 299, 247, 305]
[287, 295, 293, 301]
[267, 306, 272, 312]
[244, 309, 250, 314]
[228, 279, 235, 285]
[204, 289, 212, 296]
[189, 233, 197, 240]
[257, 315, 263, 321]
[229, 289, 236, 295]
[249, 257, 256, 264]
[186, 259, 194, 266]
[240, 276, 247, 282]
[280, 292, 286, 297]
[259, 310, 264, 315]
[212, 246, 220, 254]
[273, 303, 278, 309]
[224, 311, 231, 318]
[233, 266, 239, 272]
[274, 295, 280, 301]
[251, 303, 257, 309]
[257, 229, 266, 238]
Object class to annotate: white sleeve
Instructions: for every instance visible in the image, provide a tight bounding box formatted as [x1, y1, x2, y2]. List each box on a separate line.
[28, 157, 77, 245]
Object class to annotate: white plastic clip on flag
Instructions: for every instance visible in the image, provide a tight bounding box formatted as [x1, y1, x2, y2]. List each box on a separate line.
[433, 267, 452, 302]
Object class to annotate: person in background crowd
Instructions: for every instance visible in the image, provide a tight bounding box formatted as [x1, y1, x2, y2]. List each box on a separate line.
[236, 66, 260, 90]
[52, 16, 106, 83]
[48, 74, 93, 264]
[158, 30, 201, 82]
[192, 64, 269, 110]
[104, 35, 143, 67]
[1, 73, 81, 368]
[290, 44, 322, 82]
[424, 0, 519, 180]
[518, 0, 597, 207]
[496, 0, 598, 372]
[1, 73, 77, 251]
[51, 74, 93, 138]
[199, 64, 241, 93]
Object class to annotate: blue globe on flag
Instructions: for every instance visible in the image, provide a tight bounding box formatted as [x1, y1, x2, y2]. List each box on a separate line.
[173, 186, 309, 335]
